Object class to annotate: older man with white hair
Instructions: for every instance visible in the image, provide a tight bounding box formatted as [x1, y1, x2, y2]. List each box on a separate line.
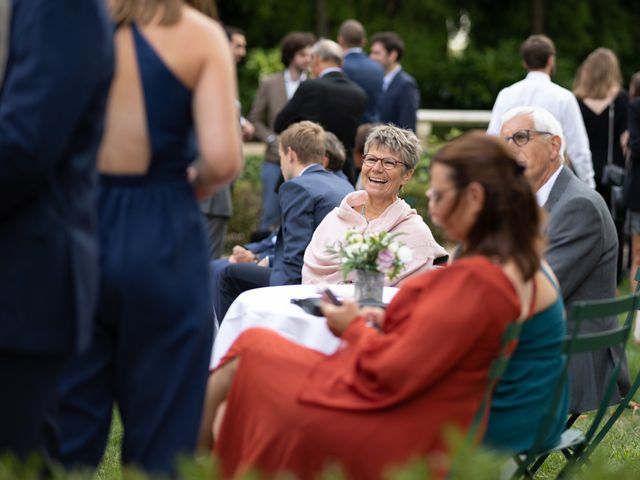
[275, 39, 367, 183]
[500, 106, 628, 415]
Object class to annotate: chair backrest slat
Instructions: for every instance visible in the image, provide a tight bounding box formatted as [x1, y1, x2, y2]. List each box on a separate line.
[562, 328, 629, 354]
[568, 294, 637, 322]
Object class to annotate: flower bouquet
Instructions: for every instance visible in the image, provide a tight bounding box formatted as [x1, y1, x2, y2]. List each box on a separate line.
[326, 230, 412, 301]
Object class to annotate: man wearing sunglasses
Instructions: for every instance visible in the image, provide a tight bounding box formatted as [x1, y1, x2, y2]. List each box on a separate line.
[487, 34, 595, 189]
[500, 106, 628, 416]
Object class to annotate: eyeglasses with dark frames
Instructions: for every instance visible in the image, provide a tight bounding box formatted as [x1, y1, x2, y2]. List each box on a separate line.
[362, 154, 408, 170]
[426, 186, 458, 205]
[503, 129, 553, 147]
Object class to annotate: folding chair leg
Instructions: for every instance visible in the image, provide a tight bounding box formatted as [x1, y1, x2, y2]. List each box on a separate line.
[528, 453, 550, 475]
[565, 413, 580, 429]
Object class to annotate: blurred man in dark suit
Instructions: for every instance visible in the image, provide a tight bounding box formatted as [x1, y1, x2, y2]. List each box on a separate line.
[275, 39, 366, 184]
[0, 0, 113, 457]
[249, 31, 315, 231]
[338, 19, 383, 124]
[370, 31, 420, 132]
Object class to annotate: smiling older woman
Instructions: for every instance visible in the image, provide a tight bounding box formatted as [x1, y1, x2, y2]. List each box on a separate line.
[302, 125, 447, 285]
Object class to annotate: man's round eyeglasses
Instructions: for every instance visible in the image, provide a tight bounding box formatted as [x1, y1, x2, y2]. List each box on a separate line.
[362, 154, 408, 170]
[503, 129, 553, 147]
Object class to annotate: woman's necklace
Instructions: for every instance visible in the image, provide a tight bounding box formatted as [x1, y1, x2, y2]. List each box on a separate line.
[361, 204, 369, 224]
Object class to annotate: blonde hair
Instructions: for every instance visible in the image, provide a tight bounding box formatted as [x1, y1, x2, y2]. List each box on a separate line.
[110, 0, 217, 26]
[279, 121, 327, 165]
[573, 48, 622, 100]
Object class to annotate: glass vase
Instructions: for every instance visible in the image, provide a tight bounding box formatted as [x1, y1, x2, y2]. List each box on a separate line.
[354, 270, 385, 303]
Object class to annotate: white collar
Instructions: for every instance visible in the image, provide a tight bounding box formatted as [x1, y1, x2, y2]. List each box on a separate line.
[383, 65, 402, 89]
[525, 71, 551, 82]
[319, 67, 342, 78]
[298, 163, 317, 177]
[283, 69, 306, 83]
[536, 165, 562, 206]
[345, 47, 363, 55]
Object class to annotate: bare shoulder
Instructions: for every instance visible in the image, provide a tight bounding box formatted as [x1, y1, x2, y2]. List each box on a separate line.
[178, 6, 227, 53]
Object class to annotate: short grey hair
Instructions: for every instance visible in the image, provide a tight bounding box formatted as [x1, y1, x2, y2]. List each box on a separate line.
[500, 106, 566, 160]
[364, 125, 422, 169]
[310, 39, 343, 67]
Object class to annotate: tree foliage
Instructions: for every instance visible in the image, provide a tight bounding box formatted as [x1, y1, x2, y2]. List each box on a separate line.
[217, 0, 640, 110]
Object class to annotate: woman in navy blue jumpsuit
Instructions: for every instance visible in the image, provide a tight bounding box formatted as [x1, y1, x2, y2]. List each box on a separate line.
[51, 0, 243, 474]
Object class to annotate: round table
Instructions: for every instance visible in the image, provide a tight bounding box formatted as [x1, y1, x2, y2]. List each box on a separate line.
[210, 284, 399, 369]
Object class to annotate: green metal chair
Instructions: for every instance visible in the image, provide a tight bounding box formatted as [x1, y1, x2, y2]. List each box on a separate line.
[509, 290, 640, 479]
[576, 268, 640, 462]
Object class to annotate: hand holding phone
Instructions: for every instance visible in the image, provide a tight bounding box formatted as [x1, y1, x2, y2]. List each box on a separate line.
[323, 288, 342, 306]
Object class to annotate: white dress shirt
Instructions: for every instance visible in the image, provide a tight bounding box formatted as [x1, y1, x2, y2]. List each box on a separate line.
[283, 69, 306, 100]
[487, 71, 595, 189]
[382, 65, 401, 92]
[535, 164, 563, 207]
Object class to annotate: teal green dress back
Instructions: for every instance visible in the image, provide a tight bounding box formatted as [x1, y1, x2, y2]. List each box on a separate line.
[484, 267, 569, 453]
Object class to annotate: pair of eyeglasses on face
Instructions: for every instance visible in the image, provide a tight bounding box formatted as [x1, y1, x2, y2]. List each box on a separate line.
[503, 129, 553, 147]
[362, 154, 408, 170]
[426, 186, 457, 204]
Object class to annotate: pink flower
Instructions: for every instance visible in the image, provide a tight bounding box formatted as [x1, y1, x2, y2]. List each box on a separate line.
[376, 249, 395, 272]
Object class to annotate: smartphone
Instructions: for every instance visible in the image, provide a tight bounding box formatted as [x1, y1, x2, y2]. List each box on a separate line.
[323, 288, 343, 306]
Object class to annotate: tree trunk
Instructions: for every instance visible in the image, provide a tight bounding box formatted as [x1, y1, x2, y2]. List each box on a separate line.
[316, 0, 328, 37]
[532, 0, 545, 33]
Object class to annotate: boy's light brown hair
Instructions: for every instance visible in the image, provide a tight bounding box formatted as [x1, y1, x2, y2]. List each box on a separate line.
[279, 121, 326, 165]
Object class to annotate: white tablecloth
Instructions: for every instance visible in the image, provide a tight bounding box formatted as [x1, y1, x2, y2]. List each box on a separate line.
[210, 284, 399, 369]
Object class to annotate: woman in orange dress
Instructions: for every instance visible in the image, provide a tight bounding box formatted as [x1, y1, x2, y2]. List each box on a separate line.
[203, 131, 550, 479]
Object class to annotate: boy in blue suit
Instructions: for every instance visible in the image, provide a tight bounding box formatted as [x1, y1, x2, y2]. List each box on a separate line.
[215, 121, 353, 319]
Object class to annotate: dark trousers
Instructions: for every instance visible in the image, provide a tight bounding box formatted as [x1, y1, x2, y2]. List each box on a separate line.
[0, 351, 66, 459]
[217, 263, 271, 321]
[202, 214, 228, 260]
[50, 178, 214, 475]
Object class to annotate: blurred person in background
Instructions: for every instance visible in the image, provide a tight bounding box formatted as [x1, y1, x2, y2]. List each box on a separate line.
[626, 72, 640, 345]
[200, 24, 252, 259]
[0, 0, 113, 459]
[275, 39, 367, 184]
[573, 47, 629, 283]
[338, 19, 383, 123]
[369, 31, 420, 133]
[50, 0, 242, 474]
[249, 31, 315, 232]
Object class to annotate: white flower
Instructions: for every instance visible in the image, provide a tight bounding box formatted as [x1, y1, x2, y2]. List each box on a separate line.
[347, 232, 364, 244]
[397, 246, 413, 263]
[388, 241, 400, 252]
[345, 243, 366, 256]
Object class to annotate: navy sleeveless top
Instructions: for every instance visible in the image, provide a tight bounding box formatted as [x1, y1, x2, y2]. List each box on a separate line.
[130, 22, 197, 179]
